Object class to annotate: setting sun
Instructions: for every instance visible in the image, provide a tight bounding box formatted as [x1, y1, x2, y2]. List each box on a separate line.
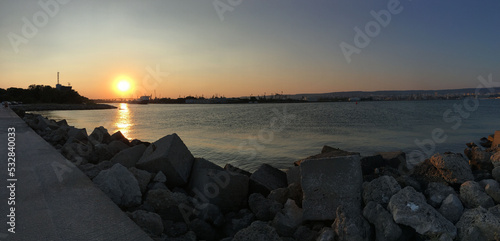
[117, 80, 131, 92]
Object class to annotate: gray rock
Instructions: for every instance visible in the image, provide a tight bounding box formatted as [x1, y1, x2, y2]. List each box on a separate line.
[469, 146, 493, 171]
[36, 115, 59, 130]
[127, 210, 163, 236]
[333, 205, 371, 241]
[388, 186, 456, 239]
[128, 167, 153, 194]
[78, 163, 100, 179]
[363, 201, 402, 241]
[288, 182, 303, 208]
[272, 199, 303, 237]
[137, 133, 194, 188]
[377, 151, 407, 172]
[460, 181, 494, 208]
[429, 153, 474, 184]
[301, 155, 363, 221]
[362, 175, 401, 206]
[111, 130, 130, 145]
[233, 221, 281, 241]
[360, 154, 386, 175]
[493, 166, 500, 182]
[248, 193, 282, 221]
[92, 163, 142, 208]
[195, 203, 224, 227]
[145, 188, 190, 222]
[97, 160, 113, 170]
[250, 163, 287, 196]
[286, 166, 301, 186]
[188, 158, 249, 212]
[293, 226, 317, 241]
[110, 144, 147, 168]
[89, 126, 111, 144]
[491, 151, 500, 167]
[224, 163, 251, 176]
[89, 144, 113, 164]
[438, 194, 463, 224]
[267, 187, 289, 205]
[316, 227, 335, 241]
[424, 182, 457, 208]
[456, 206, 500, 241]
[480, 179, 500, 203]
[224, 209, 255, 237]
[108, 140, 130, 156]
[154, 171, 167, 183]
[65, 127, 89, 144]
[164, 220, 188, 237]
[189, 218, 216, 241]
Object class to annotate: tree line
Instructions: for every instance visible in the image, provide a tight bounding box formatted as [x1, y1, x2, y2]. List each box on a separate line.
[0, 85, 90, 104]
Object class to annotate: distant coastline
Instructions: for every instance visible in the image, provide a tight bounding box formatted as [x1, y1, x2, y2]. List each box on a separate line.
[11, 103, 117, 111]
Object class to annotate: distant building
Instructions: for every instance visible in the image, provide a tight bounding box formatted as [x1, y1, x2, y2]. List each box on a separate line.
[55, 72, 72, 91]
[349, 97, 360, 102]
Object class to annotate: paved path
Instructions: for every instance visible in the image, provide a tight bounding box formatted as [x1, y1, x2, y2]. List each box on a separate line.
[0, 107, 152, 241]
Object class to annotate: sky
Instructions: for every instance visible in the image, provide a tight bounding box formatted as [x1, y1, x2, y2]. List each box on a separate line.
[1, 0, 499, 99]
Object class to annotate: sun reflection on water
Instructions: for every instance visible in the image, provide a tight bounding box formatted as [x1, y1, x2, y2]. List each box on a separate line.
[115, 103, 132, 138]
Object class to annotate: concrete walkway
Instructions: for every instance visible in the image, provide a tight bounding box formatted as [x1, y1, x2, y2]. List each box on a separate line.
[0, 107, 152, 241]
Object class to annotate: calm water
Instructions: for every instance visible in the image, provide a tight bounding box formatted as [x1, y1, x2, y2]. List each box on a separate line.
[33, 100, 500, 171]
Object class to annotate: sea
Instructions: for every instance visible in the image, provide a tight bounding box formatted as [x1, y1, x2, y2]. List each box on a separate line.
[32, 99, 500, 172]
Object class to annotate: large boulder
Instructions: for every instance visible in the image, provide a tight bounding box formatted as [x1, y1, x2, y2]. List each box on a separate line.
[377, 151, 407, 171]
[272, 199, 303, 237]
[92, 163, 142, 208]
[459, 181, 494, 208]
[65, 127, 89, 144]
[233, 221, 281, 241]
[360, 154, 385, 175]
[189, 218, 217, 241]
[362, 175, 401, 207]
[110, 144, 147, 168]
[89, 126, 112, 144]
[301, 155, 363, 221]
[108, 140, 130, 156]
[428, 153, 474, 184]
[493, 167, 500, 182]
[363, 201, 402, 241]
[491, 152, 500, 167]
[469, 146, 493, 171]
[424, 182, 457, 208]
[137, 133, 194, 188]
[438, 194, 463, 224]
[333, 205, 371, 241]
[188, 158, 249, 212]
[223, 209, 255, 237]
[388, 186, 456, 239]
[111, 130, 130, 145]
[456, 207, 500, 240]
[481, 179, 500, 203]
[36, 115, 59, 130]
[127, 210, 163, 236]
[144, 188, 190, 222]
[128, 167, 153, 194]
[249, 164, 287, 196]
[248, 193, 282, 221]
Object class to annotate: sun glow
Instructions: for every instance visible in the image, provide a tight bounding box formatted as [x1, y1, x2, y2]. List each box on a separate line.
[117, 80, 131, 92]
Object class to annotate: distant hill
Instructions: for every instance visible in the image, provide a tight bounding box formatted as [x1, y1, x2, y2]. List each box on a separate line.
[0, 85, 90, 104]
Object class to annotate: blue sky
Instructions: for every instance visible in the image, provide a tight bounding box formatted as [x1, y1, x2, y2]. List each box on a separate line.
[1, 0, 499, 98]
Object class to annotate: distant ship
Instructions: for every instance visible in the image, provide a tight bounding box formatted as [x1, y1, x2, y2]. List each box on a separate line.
[132, 95, 151, 104]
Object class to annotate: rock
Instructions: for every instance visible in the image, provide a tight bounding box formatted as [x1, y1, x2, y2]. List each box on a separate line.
[108, 140, 130, 156]
[428, 153, 474, 184]
[294, 146, 360, 166]
[127, 210, 163, 236]
[438, 194, 463, 224]
[65, 127, 89, 144]
[411, 159, 448, 186]
[188, 219, 216, 241]
[492, 130, 500, 148]
[89, 126, 112, 144]
[286, 166, 301, 186]
[480, 179, 500, 203]
[456, 206, 500, 240]
[128, 167, 153, 194]
[388, 186, 456, 239]
[362, 175, 401, 207]
[267, 187, 289, 205]
[195, 203, 224, 227]
[224, 163, 251, 176]
[78, 163, 100, 179]
[301, 155, 363, 221]
[491, 152, 500, 167]
[316, 227, 335, 241]
[233, 221, 281, 241]
[248, 193, 282, 221]
[96, 160, 113, 171]
[293, 226, 317, 241]
[360, 154, 385, 175]
[363, 201, 402, 241]
[333, 205, 371, 241]
[137, 133, 194, 188]
[56, 119, 68, 126]
[224, 209, 255, 237]
[36, 115, 59, 130]
[493, 167, 500, 182]
[92, 163, 142, 208]
[396, 175, 422, 192]
[110, 144, 147, 168]
[154, 171, 167, 183]
[111, 130, 130, 145]
[480, 137, 492, 148]
[249, 163, 287, 196]
[188, 158, 249, 212]
[424, 182, 457, 208]
[88, 143, 114, 164]
[377, 151, 407, 171]
[272, 199, 303, 237]
[469, 146, 493, 171]
[163, 220, 188, 237]
[460, 181, 494, 208]
[288, 182, 303, 208]
[144, 189, 190, 222]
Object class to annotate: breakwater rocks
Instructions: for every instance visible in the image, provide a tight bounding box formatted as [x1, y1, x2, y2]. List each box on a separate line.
[22, 113, 500, 241]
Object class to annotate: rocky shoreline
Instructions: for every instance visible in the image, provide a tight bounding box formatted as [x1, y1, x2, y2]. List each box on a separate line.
[20, 112, 500, 241]
[12, 103, 117, 112]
